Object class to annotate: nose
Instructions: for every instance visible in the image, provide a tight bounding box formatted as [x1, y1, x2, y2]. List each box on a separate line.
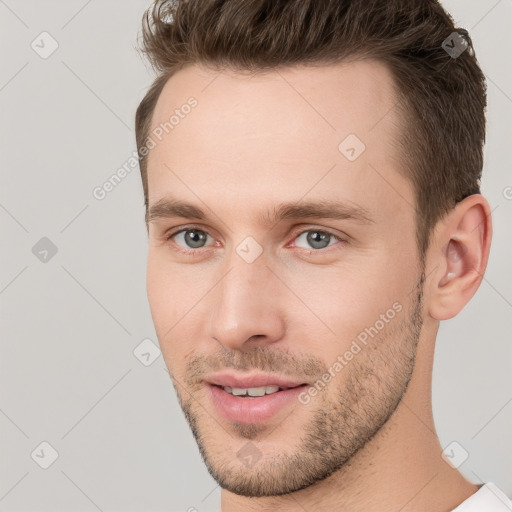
[207, 254, 287, 351]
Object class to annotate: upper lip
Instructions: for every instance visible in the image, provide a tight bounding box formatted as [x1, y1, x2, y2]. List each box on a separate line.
[205, 372, 308, 389]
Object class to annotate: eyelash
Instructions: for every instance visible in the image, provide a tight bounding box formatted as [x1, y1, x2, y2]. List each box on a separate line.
[164, 224, 346, 257]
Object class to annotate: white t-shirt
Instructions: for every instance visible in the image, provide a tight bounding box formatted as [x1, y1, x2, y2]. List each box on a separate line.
[451, 483, 512, 511]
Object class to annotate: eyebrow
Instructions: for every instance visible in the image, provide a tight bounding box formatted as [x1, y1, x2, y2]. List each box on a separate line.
[146, 197, 374, 227]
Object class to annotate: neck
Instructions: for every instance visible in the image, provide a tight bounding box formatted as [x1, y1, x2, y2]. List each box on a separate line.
[220, 323, 478, 512]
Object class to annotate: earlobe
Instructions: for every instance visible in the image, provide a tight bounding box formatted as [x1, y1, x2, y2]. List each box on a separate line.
[428, 195, 492, 321]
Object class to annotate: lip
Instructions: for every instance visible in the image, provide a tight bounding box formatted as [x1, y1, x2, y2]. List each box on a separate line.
[204, 372, 307, 389]
[206, 381, 309, 424]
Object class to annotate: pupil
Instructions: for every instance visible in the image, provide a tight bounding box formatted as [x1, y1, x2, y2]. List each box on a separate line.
[307, 231, 330, 249]
[185, 230, 206, 248]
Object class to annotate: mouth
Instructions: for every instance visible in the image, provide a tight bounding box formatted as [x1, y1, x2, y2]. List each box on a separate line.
[206, 382, 309, 424]
[213, 383, 305, 397]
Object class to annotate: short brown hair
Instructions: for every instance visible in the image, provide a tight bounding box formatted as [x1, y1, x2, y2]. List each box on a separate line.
[135, 0, 486, 260]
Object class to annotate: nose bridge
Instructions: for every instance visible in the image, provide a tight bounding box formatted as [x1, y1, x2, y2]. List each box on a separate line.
[208, 250, 286, 349]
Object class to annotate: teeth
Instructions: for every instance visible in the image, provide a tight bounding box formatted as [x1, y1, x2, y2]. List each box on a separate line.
[223, 385, 281, 396]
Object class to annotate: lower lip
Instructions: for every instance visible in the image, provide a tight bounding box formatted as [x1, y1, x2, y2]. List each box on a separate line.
[207, 384, 308, 424]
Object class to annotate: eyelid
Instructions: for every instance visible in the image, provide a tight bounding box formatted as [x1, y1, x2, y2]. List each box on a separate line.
[165, 223, 210, 238]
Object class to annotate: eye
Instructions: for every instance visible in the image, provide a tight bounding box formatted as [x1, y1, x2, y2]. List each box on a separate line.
[167, 227, 214, 254]
[293, 229, 342, 250]
[165, 226, 345, 256]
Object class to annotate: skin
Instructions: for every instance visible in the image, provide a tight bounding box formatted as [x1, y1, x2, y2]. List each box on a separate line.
[145, 60, 492, 511]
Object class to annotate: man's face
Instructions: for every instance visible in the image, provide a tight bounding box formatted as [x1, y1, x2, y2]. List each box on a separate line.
[146, 60, 426, 497]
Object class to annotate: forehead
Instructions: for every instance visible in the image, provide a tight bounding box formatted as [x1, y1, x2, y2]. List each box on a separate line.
[147, 60, 413, 227]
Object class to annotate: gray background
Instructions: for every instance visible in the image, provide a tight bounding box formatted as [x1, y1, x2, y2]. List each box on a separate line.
[0, 1, 511, 511]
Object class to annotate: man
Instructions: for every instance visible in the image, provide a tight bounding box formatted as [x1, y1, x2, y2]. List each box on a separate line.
[135, 0, 511, 510]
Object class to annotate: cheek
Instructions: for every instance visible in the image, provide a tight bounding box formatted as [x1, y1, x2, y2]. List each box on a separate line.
[146, 255, 165, 324]
[146, 266, 183, 376]
[289, 262, 407, 351]
[146, 254, 183, 340]
[146, 253, 207, 367]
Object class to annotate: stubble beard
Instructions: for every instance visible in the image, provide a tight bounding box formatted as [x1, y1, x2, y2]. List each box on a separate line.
[170, 272, 425, 497]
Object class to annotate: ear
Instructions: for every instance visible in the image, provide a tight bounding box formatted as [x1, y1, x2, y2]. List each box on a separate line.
[427, 194, 492, 321]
